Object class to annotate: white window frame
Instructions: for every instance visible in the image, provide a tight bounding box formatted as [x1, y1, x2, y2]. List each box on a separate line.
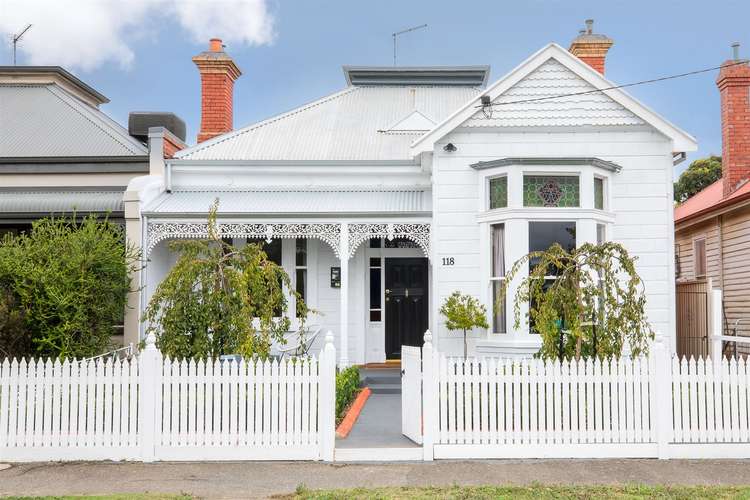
[476, 162, 615, 339]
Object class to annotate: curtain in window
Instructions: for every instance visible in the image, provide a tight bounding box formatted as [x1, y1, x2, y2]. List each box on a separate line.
[491, 224, 506, 333]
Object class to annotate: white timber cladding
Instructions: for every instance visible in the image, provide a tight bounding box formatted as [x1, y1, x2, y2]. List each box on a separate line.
[431, 129, 676, 353]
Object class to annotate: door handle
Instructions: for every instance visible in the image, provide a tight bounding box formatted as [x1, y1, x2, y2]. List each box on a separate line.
[385, 288, 391, 295]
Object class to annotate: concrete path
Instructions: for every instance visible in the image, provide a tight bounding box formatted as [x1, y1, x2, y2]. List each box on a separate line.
[2, 459, 750, 499]
[336, 393, 419, 449]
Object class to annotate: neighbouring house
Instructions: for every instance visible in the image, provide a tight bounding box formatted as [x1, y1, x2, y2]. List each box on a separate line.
[674, 44, 750, 357]
[0, 66, 186, 235]
[125, 22, 696, 364]
[0, 65, 187, 344]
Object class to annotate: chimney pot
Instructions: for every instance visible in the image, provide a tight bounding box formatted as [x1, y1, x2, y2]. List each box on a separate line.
[568, 19, 613, 75]
[209, 38, 223, 52]
[732, 42, 741, 61]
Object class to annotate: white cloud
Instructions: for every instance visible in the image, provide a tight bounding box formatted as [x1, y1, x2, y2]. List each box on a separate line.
[0, 0, 275, 71]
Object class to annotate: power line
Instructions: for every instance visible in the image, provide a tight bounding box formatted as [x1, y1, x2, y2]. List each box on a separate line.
[476, 59, 749, 108]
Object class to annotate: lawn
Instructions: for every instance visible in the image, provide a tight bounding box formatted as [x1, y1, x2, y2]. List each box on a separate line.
[282, 484, 750, 500]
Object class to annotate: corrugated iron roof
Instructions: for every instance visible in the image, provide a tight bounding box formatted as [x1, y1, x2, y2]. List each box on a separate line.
[675, 178, 750, 223]
[145, 189, 430, 215]
[175, 85, 479, 161]
[0, 189, 125, 215]
[0, 84, 147, 157]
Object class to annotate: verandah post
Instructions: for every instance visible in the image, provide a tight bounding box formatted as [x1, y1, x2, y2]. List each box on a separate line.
[651, 331, 672, 459]
[319, 331, 336, 462]
[422, 330, 436, 461]
[139, 332, 162, 462]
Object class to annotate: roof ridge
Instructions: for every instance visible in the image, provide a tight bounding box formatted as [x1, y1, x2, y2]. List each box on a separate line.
[177, 86, 360, 159]
[43, 85, 147, 156]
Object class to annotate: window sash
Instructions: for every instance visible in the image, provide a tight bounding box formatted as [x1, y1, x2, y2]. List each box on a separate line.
[694, 238, 707, 277]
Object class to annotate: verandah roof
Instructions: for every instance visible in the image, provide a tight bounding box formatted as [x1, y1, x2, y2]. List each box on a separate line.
[144, 189, 431, 216]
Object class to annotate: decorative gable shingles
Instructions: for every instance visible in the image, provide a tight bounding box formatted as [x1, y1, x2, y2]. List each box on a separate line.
[463, 58, 645, 128]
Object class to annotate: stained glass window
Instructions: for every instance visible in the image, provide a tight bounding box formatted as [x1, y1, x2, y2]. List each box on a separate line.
[594, 177, 604, 210]
[523, 175, 579, 207]
[489, 176, 508, 209]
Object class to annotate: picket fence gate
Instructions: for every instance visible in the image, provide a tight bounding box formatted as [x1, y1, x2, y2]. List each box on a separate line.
[0, 333, 336, 462]
[414, 331, 750, 460]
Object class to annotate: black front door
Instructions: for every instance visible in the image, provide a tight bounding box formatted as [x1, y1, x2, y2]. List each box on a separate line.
[384, 258, 428, 359]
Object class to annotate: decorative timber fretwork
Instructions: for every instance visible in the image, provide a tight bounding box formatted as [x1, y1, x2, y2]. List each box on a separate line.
[145, 222, 342, 257]
[347, 223, 431, 259]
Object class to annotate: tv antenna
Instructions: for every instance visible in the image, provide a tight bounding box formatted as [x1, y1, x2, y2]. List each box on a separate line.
[392, 23, 427, 66]
[12, 24, 32, 65]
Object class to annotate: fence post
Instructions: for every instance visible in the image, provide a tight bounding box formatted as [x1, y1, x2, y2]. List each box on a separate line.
[139, 332, 162, 462]
[710, 288, 723, 367]
[319, 331, 336, 462]
[652, 331, 672, 459]
[422, 330, 436, 461]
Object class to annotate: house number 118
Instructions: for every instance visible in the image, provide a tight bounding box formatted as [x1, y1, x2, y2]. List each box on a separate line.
[442, 257, 455, 266]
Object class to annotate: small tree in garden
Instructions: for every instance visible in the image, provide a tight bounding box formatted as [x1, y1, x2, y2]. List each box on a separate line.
[502, 241, 653, 360]
[440, 291, 489, 359]
[0, 215, 139, 359]
[144, 200, 309, 360]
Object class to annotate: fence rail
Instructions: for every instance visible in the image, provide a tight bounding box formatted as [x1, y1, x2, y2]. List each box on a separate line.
[0, 333, 336, 462]
[416, 331, 750, 460]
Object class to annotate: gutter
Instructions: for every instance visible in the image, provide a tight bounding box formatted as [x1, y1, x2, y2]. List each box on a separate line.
[675, 190, 750, 229]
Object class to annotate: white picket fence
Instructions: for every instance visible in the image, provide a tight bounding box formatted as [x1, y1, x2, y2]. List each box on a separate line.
[0, 333, 336, 462]
[415, 332, 750, 460]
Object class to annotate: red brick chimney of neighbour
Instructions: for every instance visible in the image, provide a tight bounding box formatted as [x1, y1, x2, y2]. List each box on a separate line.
[568, 19, 613, 75]
[192, 38, 242, 143]
[717, 43, 750, 197]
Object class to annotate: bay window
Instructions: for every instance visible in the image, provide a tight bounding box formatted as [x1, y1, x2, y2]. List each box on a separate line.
[479, 161, 614, 340]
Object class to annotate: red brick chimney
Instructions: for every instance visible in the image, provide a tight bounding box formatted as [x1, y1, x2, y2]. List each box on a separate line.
[569, 19, 613, 75]
[192, 38, 242, 143]
[717, 43, 750, 197]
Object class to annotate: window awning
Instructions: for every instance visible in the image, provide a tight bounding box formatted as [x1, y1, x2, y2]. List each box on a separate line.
[0, 189, 125, 218]
[144, 189, 431, 216]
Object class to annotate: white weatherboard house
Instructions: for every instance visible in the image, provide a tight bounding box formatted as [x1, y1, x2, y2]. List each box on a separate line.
[124, 31, 696, 366]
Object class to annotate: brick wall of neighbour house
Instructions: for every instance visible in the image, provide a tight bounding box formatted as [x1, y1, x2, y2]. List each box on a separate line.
[717, 60, 750, 197]
[676, 203, 750, 344]
[196, 70, 235, 143]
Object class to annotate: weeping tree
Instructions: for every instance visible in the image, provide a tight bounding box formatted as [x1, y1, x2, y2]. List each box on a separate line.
[502, 242, 653, 360]
[144, 200, 308, 360]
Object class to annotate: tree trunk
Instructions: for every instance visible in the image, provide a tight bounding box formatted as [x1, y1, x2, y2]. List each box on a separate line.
[463, 329, 467, 359]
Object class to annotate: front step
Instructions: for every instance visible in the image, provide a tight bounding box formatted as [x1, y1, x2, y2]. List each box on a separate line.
[360, 368, 401, 394]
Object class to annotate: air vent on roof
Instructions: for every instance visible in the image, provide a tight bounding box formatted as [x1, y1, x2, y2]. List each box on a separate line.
[343, 66, 490, 87]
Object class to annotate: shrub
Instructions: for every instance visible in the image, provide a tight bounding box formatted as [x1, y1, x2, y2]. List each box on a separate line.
[144, 200, 309, 360]
[440, 291, 489, 359]
[335, 365, 360, 421]
[503, 241, 653, 360]
[0, 215, 138, 359]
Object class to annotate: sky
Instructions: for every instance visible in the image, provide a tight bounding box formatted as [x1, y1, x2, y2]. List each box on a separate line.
[2, 0, 749, 172]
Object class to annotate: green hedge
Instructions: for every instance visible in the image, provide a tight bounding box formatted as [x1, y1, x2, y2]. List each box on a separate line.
[335, 365, 360, 420]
